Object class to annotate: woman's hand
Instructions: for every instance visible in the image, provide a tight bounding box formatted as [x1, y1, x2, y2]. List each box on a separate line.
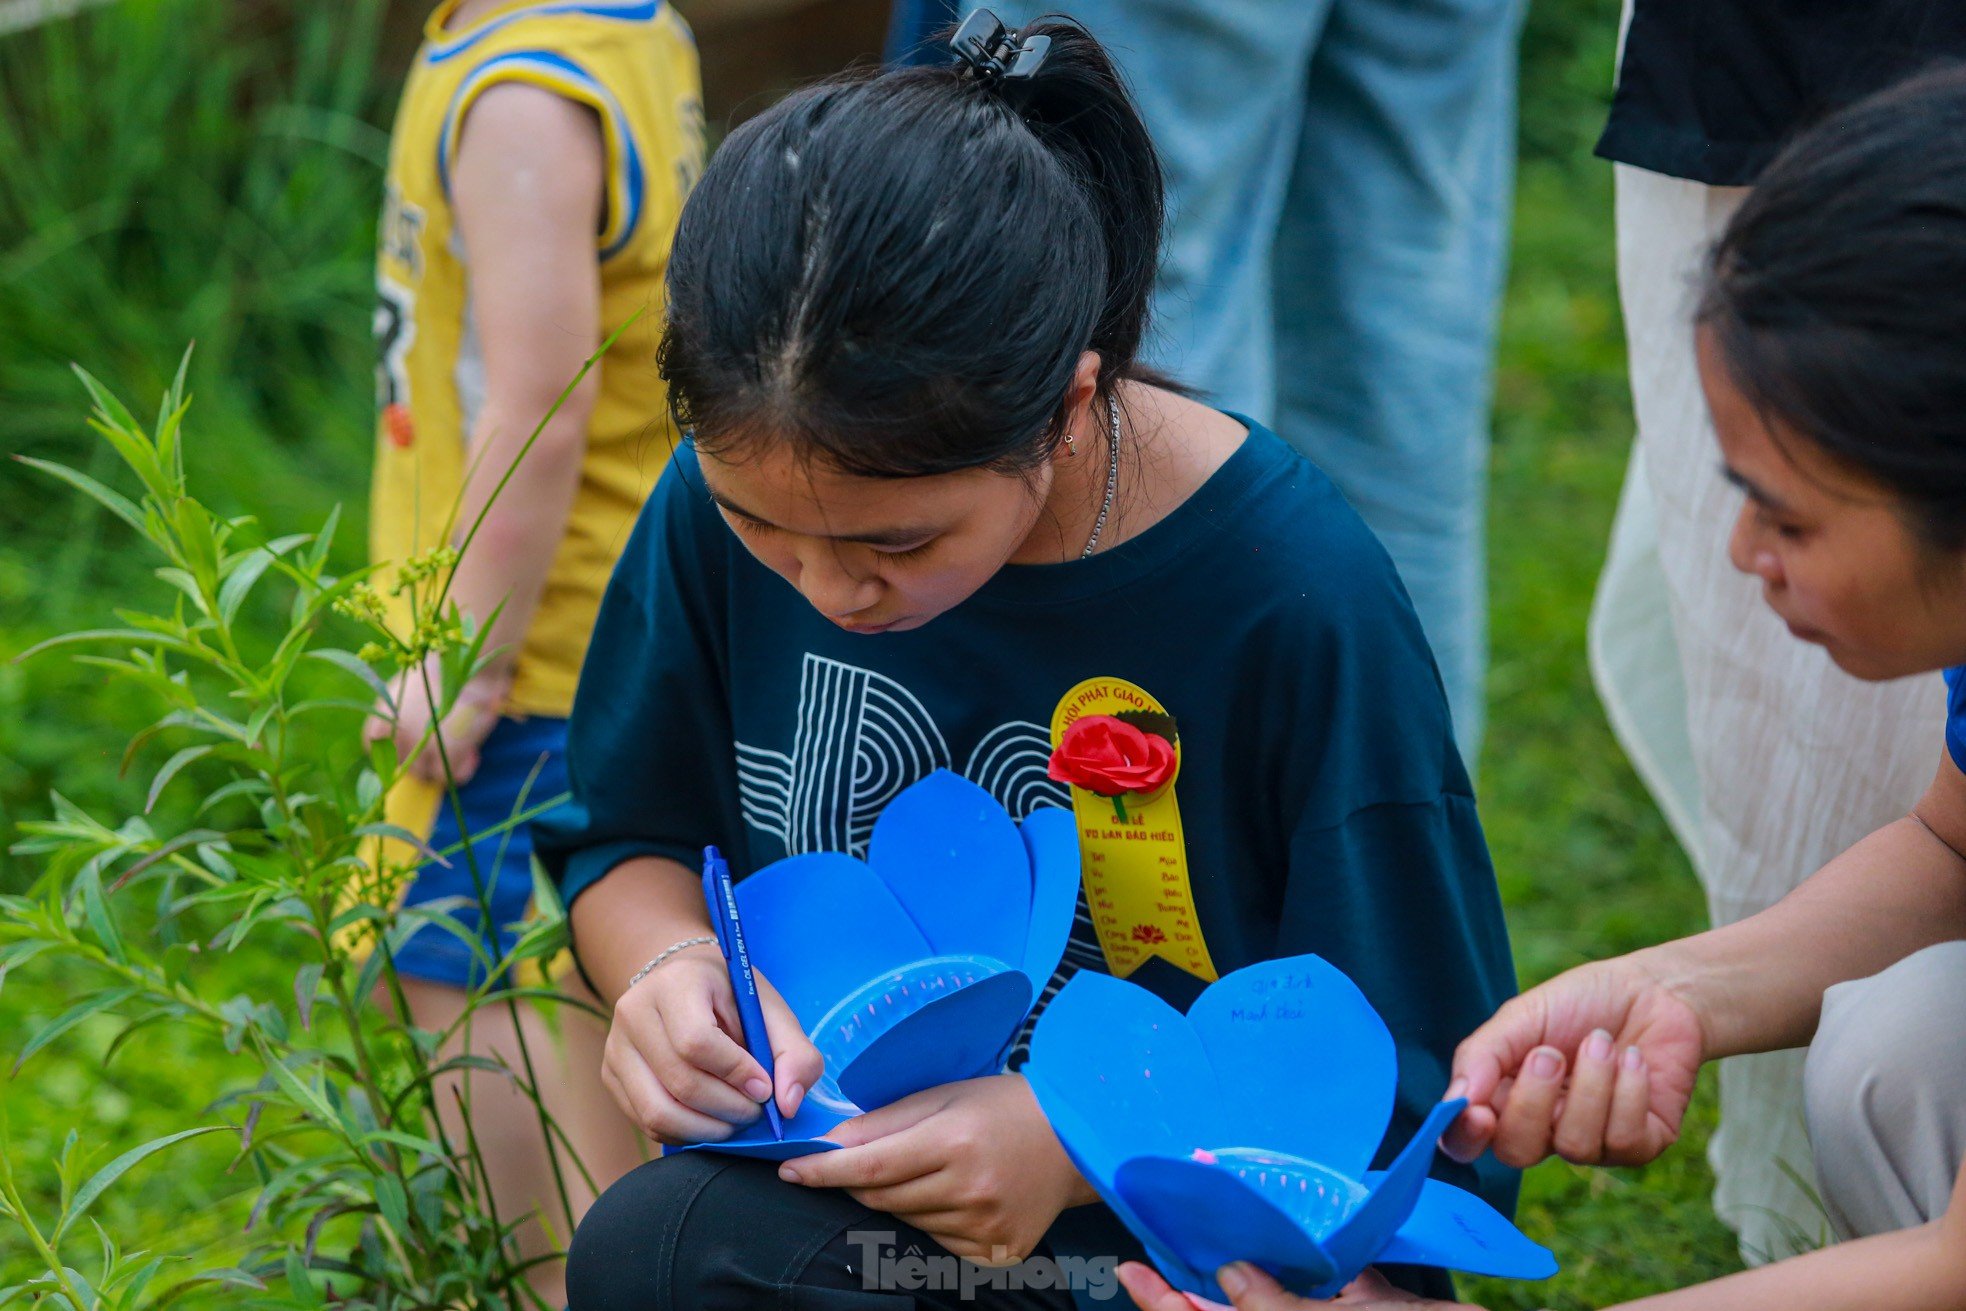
[1442, 949, 1705, 1169]
[362, 658, 509, 786]
[599, 945, 823, 1145]
[778, 1073, 1093, 1264]
[1333, 1269, 1484, 1309]
[1118, 1262, 1481, 1311]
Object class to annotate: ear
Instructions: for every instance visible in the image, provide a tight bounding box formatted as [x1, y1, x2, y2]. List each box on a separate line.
[1053, 351, 1105, 464]
[1065, 351, 1103, 416]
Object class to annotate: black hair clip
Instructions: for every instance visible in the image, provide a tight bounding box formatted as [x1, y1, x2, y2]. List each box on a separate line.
[950, 8, 1051, 108]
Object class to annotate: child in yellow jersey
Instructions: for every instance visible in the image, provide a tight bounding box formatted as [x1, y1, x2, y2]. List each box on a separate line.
[363, 0, 703, 1300]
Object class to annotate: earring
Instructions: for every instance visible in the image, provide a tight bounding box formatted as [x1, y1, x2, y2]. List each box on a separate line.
[1064, 433, 1077, 456]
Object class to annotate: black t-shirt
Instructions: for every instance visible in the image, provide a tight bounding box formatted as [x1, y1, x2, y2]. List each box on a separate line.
[1598, 0, 1966, 186]
[534, 422, 1521, 1229]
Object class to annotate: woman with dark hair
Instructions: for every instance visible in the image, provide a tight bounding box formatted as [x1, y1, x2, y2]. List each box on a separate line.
[1122, 62, 1966, 1311]
[1588, 3, 1966, 1256]
[533, 14, 1518, 1310]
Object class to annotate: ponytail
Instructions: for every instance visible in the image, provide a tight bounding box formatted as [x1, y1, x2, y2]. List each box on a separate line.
[1010, 18, 1165, 394]
[658, 13, 1167, 478]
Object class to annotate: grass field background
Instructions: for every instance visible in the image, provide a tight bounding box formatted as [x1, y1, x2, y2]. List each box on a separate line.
[0, 0, 1747, 1302]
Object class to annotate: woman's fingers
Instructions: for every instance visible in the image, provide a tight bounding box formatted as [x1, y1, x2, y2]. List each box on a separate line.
[1489, 1045, 1567, 1168]
[1449, 991, 1555, 1108]
[1217, 1261, 1314, 1308]
[1117, 1262, 1194, 1311]
[1551, 1028, 1618, 1163]
[1439, 1097, 1496, 1164]
[1603, 1042, 1657, 1164]
[1442, 990, 1565, 1162]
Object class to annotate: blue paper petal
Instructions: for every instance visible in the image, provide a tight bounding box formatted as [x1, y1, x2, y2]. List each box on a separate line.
[1022, 971, 1226, 1168]
[836, 966, 1031, 1110]
[1018, 806, 1081, 985]
[867, 770, 1030, 966]
[736, 852, 931, 1026]
[1186, 957, 1396, 1178]
[1113, 1155, 1339, 1300]
[673, 1100, 849, 1161]
[1318, 1098, 1466, 1287]
[1023, 1082, 1207, 1292]
[1379, 1178, 1559, 1280]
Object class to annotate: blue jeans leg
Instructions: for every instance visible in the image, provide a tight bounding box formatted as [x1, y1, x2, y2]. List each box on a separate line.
[991, 0, 1333, 421]
[989, 0, 1516, 760]
[1268, 0, 1520, 760]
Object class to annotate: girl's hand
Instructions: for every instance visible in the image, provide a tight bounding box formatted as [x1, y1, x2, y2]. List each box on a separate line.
[1119, 1262, 1482, 1311]
[1442, 951, 1704, 1169]
[778, 1073, 1092, 1264]
[599, 945, 823, 1145]
[362, 659, 509, 786]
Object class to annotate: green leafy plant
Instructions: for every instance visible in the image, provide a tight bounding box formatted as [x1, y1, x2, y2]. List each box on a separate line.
[1, 0, 388, 880]
[2, 356, 603, 1308]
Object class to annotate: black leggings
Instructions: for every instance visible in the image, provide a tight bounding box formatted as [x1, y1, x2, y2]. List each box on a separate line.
[566, 1152, 1459, 1309]
[567, 1153, 1096, 1309]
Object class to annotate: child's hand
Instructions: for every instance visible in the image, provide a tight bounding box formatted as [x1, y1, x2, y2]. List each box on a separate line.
[599, 945, 822, 1145]
[1441, 951, 1703, 1169]
[778, 1073, 1092, 1264]
[361, 659, 508, 786]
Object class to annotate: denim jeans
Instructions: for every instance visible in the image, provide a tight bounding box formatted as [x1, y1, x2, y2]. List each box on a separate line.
[892, 0, 1521, 759]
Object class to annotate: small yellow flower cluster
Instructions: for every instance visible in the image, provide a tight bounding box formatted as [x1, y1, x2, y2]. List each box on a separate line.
[390, 544, 459, 595]
[332, 584, 389, 627]
[407, 609, 468, 663]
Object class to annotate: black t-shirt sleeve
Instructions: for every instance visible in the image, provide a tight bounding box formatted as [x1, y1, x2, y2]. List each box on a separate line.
[532, 454, 739, 909]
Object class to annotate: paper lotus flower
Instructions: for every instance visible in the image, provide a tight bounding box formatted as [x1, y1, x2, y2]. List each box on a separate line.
[678, 769, 1081, 1161]
[1022, 955, 1556, 1301]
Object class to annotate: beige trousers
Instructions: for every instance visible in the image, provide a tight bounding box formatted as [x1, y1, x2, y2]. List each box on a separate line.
[1589, 162, 1945, 1260]
[1805, 941, 1966, 1240]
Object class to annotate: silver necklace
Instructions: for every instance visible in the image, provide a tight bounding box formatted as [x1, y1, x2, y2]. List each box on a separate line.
[1080, 392, 1121, 559]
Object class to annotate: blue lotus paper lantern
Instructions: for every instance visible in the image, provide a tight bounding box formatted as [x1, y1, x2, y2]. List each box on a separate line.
[1022, 955, 1557, 1301]
[679, 769, 1082, 1161]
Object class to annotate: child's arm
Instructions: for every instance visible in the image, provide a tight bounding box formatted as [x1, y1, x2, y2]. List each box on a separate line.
[386, 83, 604, 782]
[571, 853, 823, 1143]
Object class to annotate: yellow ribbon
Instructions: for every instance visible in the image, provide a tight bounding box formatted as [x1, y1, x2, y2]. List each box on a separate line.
[1049, 677, 1218, 983]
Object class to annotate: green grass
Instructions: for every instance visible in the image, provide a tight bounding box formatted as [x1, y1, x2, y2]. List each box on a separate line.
[1462, 3, 1744, 1303]
[0, 0, 1748, 1302]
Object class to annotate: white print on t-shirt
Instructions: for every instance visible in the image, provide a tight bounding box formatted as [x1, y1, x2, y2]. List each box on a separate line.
[733, 653, 1068, 859]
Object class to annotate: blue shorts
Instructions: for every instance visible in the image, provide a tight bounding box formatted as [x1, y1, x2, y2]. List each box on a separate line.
[394, 714, 570, 989]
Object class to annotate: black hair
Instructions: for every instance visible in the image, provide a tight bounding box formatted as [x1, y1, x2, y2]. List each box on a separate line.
[1699, 62, 1966, 552]
[657, 16, 1167, 478]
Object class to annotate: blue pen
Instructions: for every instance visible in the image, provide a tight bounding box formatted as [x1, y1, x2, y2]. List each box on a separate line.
[702, 845, 785, 1140]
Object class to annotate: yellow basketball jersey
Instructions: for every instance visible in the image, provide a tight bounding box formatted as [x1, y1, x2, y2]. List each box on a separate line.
[370, 0, 704, 717]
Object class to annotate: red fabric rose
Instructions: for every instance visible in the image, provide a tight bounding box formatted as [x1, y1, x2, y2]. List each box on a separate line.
[1047, 715, 1177, 797]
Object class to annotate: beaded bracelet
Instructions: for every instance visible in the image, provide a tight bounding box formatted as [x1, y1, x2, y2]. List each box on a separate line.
[627, 935, 718, 990]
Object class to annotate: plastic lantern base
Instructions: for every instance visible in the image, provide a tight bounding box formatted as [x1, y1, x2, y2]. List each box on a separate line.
[1192, 1148, 1369, 1240]
[812, 955, 1030, 1114]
